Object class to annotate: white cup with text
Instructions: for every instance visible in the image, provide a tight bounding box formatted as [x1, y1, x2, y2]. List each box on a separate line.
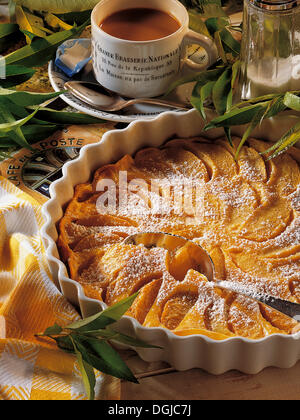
[91, 0, 218, 98]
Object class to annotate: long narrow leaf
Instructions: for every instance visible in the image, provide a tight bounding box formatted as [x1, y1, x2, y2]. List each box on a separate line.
[71, 336, 96, 401]
[212, 67, 232, 115]
[0, 107, 39, 134]
[14, 0, 99, 13]
[188, 10, 211, 37]
[0, 88, 63, 106]
[226, 59, 240, 111]
[82, 328, 162, 349]
[5, 19, 90, 68]
[164, 67, 224, 96]
[273, 131, 300, 156]
[214, 31, 227, 64]
[73, 336, 139, 383]
[191, 80, 215, 119]
[235, 106, 267, 159]
[29, 107, 106, 125]
[0, 104, 40, 148]
[0, 65, 35, 89]
[261, 120, 300, 157]
[283, 92, 300, 111]
[0, 23, 19, 53]
[15, 5, 46, 44]
[107, 330, 162, 349]
[67, 293, 139, 332]
[205, 103, 265, 129]
[219, 28, 241, 56]
[264, 95, 286, 118]
[232, 93, 282, 109]
[55, 9, 93, 25]
[0, 124, 57, 145]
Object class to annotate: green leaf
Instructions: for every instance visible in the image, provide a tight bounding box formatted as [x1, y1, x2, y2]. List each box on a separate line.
[0, 124, 57, 146]
[0, 96, 30, 119]
[0, 105, 39, 148]
[5, 19, 90, 68]
[83, 328, 162, 349]
[199, 2, 226, 18]
[212, 67, 232, 115]
[201, 5, 226, 18]
[232, 93, 281, 109]
[264, 95, 286, 118]
[107, 330, 162, 349]
[29, 107, 106, 125]
[20, 29, 42, 43]
[214, 31, 227, 64]
[261, 120, 300, 159]
[55, 9, 93, 26]
[283, 92, 300, 111]
[235, 106, 267, 159]
[0, 88, 63, 106]
[14, 0, 99, 13]
[0, 23, 19, 38]
[219, 28, 241, 57]
[6, 129, 30, 149]
[0, 65, 35, 89]
[44, 13, 73, 31]
[67, 293, 139, 332]
[272, 131, 300, 157]
[224, 127, 233, 147]
[15, 5, 46, 44]
[179, 0, 222, 14]
[0, 138, 20, 148]
[0, 23, 19, 53]
[205, 103, 265, 129]
[191, 80, 215, 119]
[165, 67, 224, 96]
[0, 98, 58, 131]
[206, 17, 229, 35]
[73, 335, 139, 384]
[188, 10, 211, 37]
[42, 324, 63, 336]
[54, 335, 75, 353]
[71, 336, 96, 401]
[231, 60, 241, 91]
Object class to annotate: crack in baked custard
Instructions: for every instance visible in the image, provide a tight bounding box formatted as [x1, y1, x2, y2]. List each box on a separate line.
[58, 137, 300, 340]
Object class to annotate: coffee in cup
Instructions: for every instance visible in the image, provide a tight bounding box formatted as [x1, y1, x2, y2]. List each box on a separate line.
[99, 8, 181, 41]
[91, 0, 218, 98]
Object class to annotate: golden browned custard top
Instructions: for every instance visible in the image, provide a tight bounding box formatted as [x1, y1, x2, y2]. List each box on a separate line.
[58, 137, 300, 340]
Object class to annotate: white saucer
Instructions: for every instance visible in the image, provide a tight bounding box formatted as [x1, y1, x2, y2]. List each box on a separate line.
[48, 60, 194, 123]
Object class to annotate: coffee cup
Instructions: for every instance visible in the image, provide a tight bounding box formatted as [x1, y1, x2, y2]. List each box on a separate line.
[91, 0, 218, 98]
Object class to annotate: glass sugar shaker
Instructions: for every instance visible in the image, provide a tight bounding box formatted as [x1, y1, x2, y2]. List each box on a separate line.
[238, 0, 300, 100]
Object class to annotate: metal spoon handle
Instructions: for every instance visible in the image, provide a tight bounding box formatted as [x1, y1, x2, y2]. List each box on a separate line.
[217, 281, 300, 322]
[125, 98, 190, 110]
[124, 233, 300, 323]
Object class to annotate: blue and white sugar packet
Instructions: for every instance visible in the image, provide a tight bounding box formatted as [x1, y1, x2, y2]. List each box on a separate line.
[55, 39, 92, 78]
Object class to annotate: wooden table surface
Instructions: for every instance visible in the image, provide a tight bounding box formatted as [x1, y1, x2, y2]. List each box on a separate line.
[120, 350, 300, 400]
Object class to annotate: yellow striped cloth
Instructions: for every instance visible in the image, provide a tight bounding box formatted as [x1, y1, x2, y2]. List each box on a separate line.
[0, 176, 120, 400]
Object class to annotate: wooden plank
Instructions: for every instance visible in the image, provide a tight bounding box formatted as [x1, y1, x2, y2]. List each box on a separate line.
[122, 361, 300, 400]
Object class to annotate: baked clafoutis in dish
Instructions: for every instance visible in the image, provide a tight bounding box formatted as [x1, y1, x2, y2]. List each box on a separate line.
[58, 137, 300, 340]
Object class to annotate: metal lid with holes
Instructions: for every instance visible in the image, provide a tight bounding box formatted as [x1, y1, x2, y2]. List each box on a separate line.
[250, 0, 300, 10]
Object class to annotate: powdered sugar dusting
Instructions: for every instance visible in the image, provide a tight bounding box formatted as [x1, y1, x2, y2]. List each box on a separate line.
[59, 137, 300, 339]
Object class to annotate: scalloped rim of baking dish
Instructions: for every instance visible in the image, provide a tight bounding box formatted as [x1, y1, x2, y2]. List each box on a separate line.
[41, 108, 300, 374]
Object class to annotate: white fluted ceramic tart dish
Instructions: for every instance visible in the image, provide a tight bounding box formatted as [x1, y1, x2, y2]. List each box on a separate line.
[41, 109, 300, 374]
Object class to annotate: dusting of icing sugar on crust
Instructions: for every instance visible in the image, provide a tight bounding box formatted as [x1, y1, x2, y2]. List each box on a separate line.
[57, 136, 300, 340]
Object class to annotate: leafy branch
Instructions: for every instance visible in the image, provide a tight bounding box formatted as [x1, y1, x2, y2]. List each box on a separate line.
[36, 293, 161, 400]
[0, 17, 109, 155]
[170, 3, 300, 159]
[0, 87, 106, 152]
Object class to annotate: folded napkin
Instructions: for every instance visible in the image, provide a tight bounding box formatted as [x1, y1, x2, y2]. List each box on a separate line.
[0, 176, 120, 400]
